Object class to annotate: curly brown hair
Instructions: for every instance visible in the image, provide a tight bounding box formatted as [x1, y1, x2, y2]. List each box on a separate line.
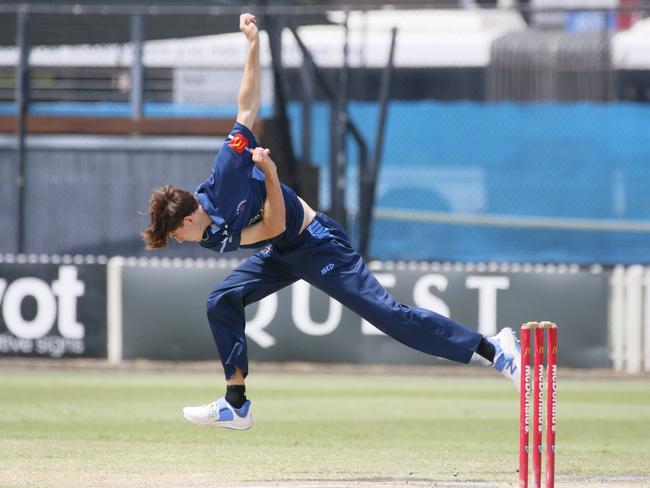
[141, 185, 198, 249]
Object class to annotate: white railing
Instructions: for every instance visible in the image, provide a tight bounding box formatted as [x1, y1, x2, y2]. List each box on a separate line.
[610, 265, 650, 373]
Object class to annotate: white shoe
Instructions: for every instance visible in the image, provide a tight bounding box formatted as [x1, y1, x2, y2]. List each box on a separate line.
[488, 327, 521, 391]
[182, 397, 253, 430]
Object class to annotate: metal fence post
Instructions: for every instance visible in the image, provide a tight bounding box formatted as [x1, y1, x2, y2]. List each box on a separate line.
[130, 13, 144, 120]
[330, 8, 350, 231]
[299, 57, 313, 166]
[15, 6, 31, 254]
[359, 27, 396, 258]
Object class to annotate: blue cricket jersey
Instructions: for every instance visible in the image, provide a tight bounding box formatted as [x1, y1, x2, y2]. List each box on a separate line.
[194, 122, 304, 253]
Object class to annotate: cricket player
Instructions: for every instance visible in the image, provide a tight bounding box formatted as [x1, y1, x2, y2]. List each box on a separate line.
[142, 13, 521, 430]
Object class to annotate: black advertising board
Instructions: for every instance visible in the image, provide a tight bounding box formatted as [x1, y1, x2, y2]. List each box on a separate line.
[0, 259, 107, 358]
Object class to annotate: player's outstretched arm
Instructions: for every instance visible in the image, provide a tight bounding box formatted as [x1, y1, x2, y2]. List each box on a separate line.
[236, 13, 260, 130]
[240, 147, 286, 245]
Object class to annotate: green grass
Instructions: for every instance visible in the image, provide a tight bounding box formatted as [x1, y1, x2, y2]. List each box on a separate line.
[1, 369, 649, 487]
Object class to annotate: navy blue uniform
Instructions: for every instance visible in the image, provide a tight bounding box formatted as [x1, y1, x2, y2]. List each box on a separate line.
[195, 122, 304, 253]
[196, 123, 482, 380]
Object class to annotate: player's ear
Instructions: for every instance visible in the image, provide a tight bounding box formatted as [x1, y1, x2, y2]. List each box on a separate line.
[183, 215, 194, 226]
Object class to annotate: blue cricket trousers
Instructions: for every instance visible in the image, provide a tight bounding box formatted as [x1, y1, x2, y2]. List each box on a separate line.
[207, 212, 483, 379]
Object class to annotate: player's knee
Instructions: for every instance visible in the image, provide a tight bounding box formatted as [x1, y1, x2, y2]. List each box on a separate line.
[207, 285, 244, 319]
[376, 302, 412, 330]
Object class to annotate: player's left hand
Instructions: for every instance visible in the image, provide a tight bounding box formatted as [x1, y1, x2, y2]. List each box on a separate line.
[240, 13, 258, 43]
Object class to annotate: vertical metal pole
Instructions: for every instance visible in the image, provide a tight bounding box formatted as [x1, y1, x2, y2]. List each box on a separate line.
[299, 55, 313, 165]
[15, 7, 30, 254]
[339, 10, 349, 231]
[268, 15, 291, 119]
[130, 13, 144, 120]
[328, 94, 339, 218]
[369, 26, 396, 188]
[330, 9, 349, 230]
[359, 27, 396, 258]
[268, 16, 284, 121]
[519, 325, 531, 488]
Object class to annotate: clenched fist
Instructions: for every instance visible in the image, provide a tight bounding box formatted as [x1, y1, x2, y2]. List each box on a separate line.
[240, 13, 258, 43]
[250, 147, 276, 174]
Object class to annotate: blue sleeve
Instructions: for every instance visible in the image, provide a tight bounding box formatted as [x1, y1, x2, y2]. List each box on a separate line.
[195, 122, 260, 227]
[214, 122, 259, 181]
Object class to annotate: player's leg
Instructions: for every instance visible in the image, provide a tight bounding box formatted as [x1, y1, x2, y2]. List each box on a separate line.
[182, 249, 297, 429]
[294, 213, 520, 383]
[206, 250, 296, 380]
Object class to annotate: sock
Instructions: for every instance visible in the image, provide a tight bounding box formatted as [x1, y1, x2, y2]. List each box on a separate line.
[475, 337, 496, 364]
[225, 385, 247, 409]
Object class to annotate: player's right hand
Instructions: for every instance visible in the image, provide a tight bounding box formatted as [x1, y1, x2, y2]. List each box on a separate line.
[250, 147, 276, 174]
[240, 13, 258, 42]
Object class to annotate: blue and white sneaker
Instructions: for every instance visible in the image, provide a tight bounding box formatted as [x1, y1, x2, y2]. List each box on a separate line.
[182, 397, 253, 430]
[488, 327, 521, 390]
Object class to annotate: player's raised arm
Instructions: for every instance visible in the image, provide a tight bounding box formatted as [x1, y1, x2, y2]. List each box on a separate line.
[240, 147, 286, 245]
[236, 13, 260, 130]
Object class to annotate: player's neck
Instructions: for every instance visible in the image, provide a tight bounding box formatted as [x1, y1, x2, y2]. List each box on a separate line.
[196, 202, 213, 234]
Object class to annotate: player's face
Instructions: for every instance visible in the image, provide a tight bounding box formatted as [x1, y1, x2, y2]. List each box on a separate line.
[169, 212, 203, 244]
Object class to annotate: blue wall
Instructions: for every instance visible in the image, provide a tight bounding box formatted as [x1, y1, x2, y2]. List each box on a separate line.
[289, 101, 650, 264]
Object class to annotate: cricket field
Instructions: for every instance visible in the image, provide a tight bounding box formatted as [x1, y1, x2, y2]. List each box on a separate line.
[1, 362, 649, 488]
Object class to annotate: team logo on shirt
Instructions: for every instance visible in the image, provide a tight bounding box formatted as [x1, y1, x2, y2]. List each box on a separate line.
[236, 199, 247, 216]
[228, 133, 249, 154]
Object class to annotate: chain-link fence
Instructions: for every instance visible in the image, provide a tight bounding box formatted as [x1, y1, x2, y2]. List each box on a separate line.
[1, 3, 650, 263]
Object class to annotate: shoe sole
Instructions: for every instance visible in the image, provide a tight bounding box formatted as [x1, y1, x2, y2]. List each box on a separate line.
[182, 412, 253, 430]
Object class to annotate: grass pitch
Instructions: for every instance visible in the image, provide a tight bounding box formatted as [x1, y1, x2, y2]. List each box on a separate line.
[1, 365, 649, 488]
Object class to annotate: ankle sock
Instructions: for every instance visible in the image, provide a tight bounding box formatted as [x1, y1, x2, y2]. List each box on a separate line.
[476, 337, 496, 363]
[225, 385, 247, 409]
